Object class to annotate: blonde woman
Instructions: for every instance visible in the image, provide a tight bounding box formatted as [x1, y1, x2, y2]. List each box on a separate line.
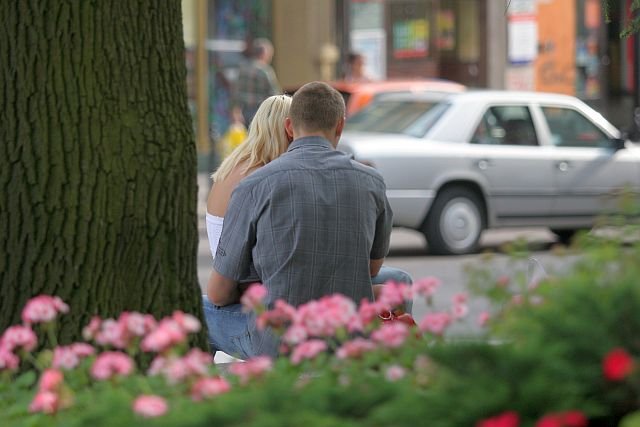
[205, 95, 293, 262]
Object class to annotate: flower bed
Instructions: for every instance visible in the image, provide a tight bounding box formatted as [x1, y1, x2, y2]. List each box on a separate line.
[2, 230, 640, 426]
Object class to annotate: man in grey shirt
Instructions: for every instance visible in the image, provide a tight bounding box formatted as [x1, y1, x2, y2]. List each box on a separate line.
[205, 81, 394, 358]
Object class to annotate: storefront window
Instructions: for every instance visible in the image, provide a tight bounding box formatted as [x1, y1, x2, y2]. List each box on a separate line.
[389, 1, 430, 59]
[349, 0, 386, 79]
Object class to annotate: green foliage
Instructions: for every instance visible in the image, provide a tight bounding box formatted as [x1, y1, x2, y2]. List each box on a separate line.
[602, 0, 640, 38]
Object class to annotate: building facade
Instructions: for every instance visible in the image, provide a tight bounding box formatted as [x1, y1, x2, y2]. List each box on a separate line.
[184, 0, 637, 153]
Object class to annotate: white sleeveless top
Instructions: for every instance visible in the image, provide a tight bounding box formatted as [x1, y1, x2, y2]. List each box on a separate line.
[205, 212, 224, 262]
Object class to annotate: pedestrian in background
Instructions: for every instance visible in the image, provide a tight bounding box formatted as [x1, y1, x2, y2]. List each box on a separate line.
[231, 38, 281, 126]
[344, 51, 372, 82]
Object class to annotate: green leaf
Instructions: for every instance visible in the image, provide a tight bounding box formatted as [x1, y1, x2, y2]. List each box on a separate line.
[620, 411, 640, 427]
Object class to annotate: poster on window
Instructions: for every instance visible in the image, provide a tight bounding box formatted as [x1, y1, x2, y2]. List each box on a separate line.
[437, 10, 455, 50]
[390, 2, 429, 59]
[508, 16, 538, 64]
[392, 19, 429, 58]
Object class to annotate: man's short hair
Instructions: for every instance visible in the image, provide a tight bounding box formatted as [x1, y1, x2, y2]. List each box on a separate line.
[289, 82, 346, 132]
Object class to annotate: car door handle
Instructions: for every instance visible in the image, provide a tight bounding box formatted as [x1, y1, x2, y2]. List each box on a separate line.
[475, 159, 492, 170]
[556, 161, 570, 172]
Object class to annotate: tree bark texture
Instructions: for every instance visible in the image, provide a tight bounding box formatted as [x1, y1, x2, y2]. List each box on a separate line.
[0, 1, 206, 347]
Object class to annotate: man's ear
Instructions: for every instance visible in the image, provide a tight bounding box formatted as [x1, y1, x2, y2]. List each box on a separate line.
[285, 117, 294, 142]
[335, 116, 345, 139]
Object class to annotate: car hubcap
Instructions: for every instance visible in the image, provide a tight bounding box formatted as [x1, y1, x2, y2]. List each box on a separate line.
[440, 197, 481, 252]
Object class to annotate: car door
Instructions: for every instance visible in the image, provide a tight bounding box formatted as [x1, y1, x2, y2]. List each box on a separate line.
[467, 104, 555, 225]
[539, 105, 639, 220]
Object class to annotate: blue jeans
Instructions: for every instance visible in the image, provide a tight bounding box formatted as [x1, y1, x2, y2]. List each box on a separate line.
[372, 266, 413, 313]
[202, 296, 255, 360]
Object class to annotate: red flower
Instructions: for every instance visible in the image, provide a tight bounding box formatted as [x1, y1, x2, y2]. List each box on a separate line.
[535, 415, 563, 427]
[476, 411, 520, 427]
[562, 410, 588, 427]
[602, 348, 634, 381]
[535, 411, 588, 427]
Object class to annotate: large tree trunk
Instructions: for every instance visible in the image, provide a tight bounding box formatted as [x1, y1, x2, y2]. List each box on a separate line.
[0, 0, 207, 347]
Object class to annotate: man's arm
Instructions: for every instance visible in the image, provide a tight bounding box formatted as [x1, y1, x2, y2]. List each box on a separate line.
[207, 270, 241, 306]
[370, 258, 384, 277]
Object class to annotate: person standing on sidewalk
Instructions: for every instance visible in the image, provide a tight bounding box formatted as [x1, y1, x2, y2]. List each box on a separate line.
[205, 81, 408, 359]
[231, 38, 281, 126]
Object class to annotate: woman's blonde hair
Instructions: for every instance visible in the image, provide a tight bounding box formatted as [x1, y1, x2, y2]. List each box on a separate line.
[213, 95, 292, 182]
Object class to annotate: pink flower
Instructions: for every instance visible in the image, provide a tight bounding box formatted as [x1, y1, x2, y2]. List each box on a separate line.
[377, 282, 412, 310]
[29, 391, 60, 414]
[172, 311, 200, 334]
[53, 342, 95, 370]
[371, 322, 410, 348]
[39, 369, 63, 392]
[228, 356, 273, 384]
[141, 319, 187, 353]
[294, 294, 358, 338]
[182, 348, 213, 377]
[132, 395, 168, 418]
[358, 299, 386, 325]
[121, 312, 157, 337]
[95, 319, 127, 349]
[385, 365, 406, 381]
[476, 411, 520, 427]
[283, 324, 308, 345]
[256, 299, 296, 330]
[21, 295, 69, 325]
[477, 311, 491, 327]
[418, 312, 452, 335]
[191, 377, 231, 401]
[164, 358, 189, 384]
[82, 316, 102, 341]
[1, 325, 37, 352]
[0, 347, 19, 371]
[151, 349, 213, 384]
[148, 356, 167, 376]
[452, 292, 468, 305]
[412, 277, 441, 298]
[71, 343, 96, 357]
[336, 338, 377, 359]
[290, 340, 328, 365]
[451, 303, 469, 319]
[53, 347, 79, 370]
[240, 283, 268, 312]
[603, 347, 634, 381]
[91, 351, 134, 380]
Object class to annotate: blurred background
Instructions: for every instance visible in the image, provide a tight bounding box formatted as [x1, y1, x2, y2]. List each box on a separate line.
[181, 0, 639, 166]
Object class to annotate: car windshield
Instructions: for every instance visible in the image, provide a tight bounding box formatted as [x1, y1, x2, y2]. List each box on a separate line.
[345, 99, 450, 137]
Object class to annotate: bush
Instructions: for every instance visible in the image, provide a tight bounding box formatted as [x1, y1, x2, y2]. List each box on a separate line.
[3, 223, 640, 426]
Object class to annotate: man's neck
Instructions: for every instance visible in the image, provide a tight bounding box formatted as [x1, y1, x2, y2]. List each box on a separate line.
[294, 131, 338, 148]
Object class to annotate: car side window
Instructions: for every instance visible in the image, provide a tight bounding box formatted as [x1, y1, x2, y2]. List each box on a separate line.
[541, 106, 609, 148]
[470, 106, 538, 146]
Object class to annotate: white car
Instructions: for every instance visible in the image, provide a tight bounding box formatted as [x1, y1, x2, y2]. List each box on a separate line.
[339, 90, 639, 255]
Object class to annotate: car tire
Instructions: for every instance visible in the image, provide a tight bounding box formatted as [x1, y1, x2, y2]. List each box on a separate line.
[422, 187, 485, 255]
[550, 228, 583, 245]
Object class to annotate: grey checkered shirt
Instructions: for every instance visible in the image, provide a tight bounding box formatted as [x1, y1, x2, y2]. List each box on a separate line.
[213, 136, 393, 356]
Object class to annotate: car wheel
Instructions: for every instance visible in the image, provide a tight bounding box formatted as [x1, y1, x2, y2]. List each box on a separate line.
[423, 187, 485, 255]
[550, 228, 583, 245]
